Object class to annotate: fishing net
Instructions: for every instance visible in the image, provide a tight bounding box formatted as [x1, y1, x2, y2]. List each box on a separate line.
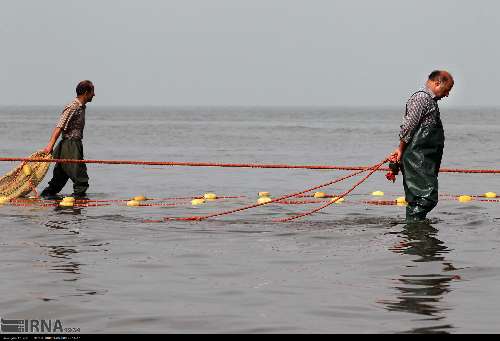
[0, 151, 52, 200]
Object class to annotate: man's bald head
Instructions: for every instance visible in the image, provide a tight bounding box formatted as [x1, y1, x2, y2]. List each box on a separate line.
[427, 70, 454, 100]
[429, 70, 454, 85]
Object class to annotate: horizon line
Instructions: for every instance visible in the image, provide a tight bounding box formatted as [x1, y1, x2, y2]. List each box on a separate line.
[1, 103, 498, 109]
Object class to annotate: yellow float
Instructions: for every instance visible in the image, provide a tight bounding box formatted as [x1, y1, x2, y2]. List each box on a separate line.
[22, 165, 33, 176]
[396, 197, 407, 206]
[458, 195, 473, 203]
[257, 197, 272, 204]
[314, 192, 327, 198]
[484, 192, 497, 199]
[59, 198, 74, 207]
[127, 200, 141, 207]
[191, 198, 205, 206]
[204, 193, 217, 200]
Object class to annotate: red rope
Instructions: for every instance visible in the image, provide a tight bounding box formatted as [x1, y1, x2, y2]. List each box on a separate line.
[277, 199, 328, 205]
[1, 157, 500, 174]
[274, 159, 387, 222]
[165, 164, 380, 222]
[362, 200, 398, 206]
[67, 195, 246, 204]
[127, 203, 187, 207]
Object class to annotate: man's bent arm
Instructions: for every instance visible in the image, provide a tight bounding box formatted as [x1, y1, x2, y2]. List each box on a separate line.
[391, 140, 407, 163]
[43, 127, 62, 154]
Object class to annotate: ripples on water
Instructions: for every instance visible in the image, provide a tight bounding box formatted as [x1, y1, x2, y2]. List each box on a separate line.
[1, 106, 499, 333]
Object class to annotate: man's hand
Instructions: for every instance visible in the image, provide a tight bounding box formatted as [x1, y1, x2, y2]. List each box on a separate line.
[389, 148, 401, 163]
[44, 127, 62, 155]
[43, 145, 53, 155]
[390, 141, 407, 163]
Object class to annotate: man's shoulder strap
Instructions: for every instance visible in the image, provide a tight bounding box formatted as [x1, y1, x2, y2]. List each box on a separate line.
[409, 90, 433, 100]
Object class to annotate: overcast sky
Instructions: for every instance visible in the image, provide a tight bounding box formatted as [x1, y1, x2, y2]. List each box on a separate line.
[1, 0, 498, 106]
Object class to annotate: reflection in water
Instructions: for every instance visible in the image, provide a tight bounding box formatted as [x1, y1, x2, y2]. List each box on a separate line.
[383, 223, 459, 334]
[42, 209, 86, 278]
[36, 210, 109, 297]
[42, 245, 81, 275]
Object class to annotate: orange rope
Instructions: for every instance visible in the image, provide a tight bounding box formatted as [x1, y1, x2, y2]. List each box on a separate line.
[274, 159, 387, 222]
[70, 195, 246, 204]
[362, 200, 398, 206]
[164, 163, 380, 222]
[277, 199, 328, 205]
[5, 192, 500, 210]
[1, 157, 500, 174]
[127, 203, 188, 207]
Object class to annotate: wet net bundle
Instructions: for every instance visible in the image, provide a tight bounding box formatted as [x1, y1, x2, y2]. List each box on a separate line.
[0, 151, 52, 200]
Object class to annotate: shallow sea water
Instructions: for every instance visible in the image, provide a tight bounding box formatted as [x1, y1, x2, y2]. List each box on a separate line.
[0, 106, 499, 333]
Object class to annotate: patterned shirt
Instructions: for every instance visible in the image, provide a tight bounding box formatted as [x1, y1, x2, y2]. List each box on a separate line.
[56, 98, 86, 140]
[399, 86, 439, 143]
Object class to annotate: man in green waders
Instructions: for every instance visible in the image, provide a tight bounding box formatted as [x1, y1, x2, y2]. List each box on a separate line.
[391, 71, 454, 222]
[41, 80, 95, 200]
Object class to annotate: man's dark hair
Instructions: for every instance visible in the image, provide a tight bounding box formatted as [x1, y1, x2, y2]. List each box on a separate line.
[428, 70, 450, 84]
[76, 80, 94, 96]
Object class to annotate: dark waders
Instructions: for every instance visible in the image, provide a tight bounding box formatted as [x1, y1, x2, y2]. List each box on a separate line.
[43, 139, 89, 197]
[402, 93, 445, 222]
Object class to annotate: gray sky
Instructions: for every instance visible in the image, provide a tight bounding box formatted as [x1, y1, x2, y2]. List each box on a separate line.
[1, 0, 498, 106]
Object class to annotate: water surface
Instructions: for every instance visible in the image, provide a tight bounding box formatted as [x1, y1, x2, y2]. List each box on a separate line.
[1, 106, 499, 333]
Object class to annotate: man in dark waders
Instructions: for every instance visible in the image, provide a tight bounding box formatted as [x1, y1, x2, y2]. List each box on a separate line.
[41, 80, 95, 200]
[391, 71, 454, 222]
